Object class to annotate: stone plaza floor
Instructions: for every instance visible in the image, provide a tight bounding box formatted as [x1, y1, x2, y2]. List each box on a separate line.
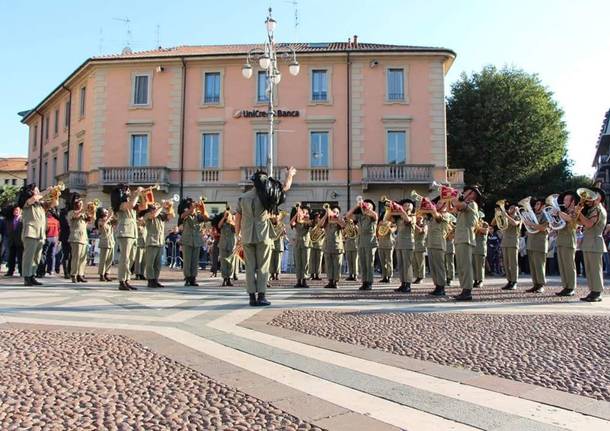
[0, 269, 609, 430]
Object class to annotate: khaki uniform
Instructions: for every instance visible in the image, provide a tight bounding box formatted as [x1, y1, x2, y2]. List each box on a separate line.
[271, 233, 285, 275]
[445, 238, 455, 282]
[237, 188, 273, 294]
[455, 202, 479, 291]
[582, 205, 607, 293]
[344, 236, 359, 278]
[473, 230, 488, 283]
[501, 221, 521, 283]
[309, 234, 324, 277]
[145, 214, 166, 281]
[556, 220, 577, 291]
[21, 202, 46, 278]
[324, 222, 344, 281]
[426, 215, 449, 287]
[526, 213, 548, 286]
[219, 222, 236, 279]
[395, 217, 414, 284]
[413, 224, 427, 279]
[133, 224, 147, 276]
[293, 223, 311, 280]
[117, 207, 137, 282]
[68, 210, 89, 277]
[181, 214, 205, 279]
[356, 213, 378, 284]
[98, 221, 115, 276]
[377, 228, 395, 280]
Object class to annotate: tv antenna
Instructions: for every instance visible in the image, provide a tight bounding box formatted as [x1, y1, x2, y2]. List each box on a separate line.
[113, 17, 132, 52]
[155, 24, 161, 47]
[284, 0, 299, 30]
[98, 27, 104, 54]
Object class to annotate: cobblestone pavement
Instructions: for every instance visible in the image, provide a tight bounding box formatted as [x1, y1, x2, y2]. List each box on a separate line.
[0, 328, 323, 431]
[270, 310, 610, 401]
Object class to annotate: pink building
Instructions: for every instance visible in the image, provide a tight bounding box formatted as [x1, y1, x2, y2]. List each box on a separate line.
[20, 40, 462, 212]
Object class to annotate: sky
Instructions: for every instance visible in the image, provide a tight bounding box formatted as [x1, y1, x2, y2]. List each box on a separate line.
[0, 0, 608, 176]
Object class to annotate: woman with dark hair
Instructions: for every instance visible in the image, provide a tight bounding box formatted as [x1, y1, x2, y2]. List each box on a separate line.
[18, 183, 58, 286]
[112, 183, 143, 291]
[346, 198, 378, 290]
[96, 207, 115, 282]
[321, 205, 345, 289]
[179, 197, 209, 286]
[394, 199, 415, 293]
[290, 204, 312, 288]
[68, 193, 92, 283]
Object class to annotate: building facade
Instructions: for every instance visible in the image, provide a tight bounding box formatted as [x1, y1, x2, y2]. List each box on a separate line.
[0, 157, 27, 187]
[21, 41, 462, 214]
[593, 108, 610, 201]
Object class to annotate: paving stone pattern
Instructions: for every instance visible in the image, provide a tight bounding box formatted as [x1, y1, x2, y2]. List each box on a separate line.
[0, 329, 324, 431]
[270, 310, 610, 402]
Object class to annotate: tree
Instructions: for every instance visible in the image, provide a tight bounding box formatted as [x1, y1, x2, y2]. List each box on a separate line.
[446, 65, 588, 214]
[0, 185, 20, 209]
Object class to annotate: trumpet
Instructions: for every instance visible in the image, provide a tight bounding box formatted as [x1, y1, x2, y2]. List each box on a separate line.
[140, 183, 160, 194]
[87, 199, 100, 216]
[43, 182, 65, 204]
[431, 181, 460, 202]
[162, 194, 180, 218]
[410, 190, 435, 215]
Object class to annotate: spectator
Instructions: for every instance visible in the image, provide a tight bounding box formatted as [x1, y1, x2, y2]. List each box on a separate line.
[487, 226, 501, 275]
[4, 206, 23, 277]
[58, 206, 71, 279]
[518, 231, 529, 274]
[165, 226, 181, 268]
[603, 223, 610, 276]
[546, 230, 557, 276]
[44, 210, 60, 275]
[575, 226, 585, 277]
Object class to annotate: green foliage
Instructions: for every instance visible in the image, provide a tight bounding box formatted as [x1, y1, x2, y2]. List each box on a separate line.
[0, 185, 20, 209]
[447, 65, 587, 214]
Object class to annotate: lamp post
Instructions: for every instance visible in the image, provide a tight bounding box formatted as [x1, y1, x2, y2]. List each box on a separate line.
[242, 8, 300, 177]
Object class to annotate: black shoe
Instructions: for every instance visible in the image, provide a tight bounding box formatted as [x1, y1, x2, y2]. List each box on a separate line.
[394, 282, 408, 293]
[99, 275, 105, 282]
[77, 276, 87, 283]
[222, 278, 227, 287]
[119, 281, 130, 291]
[233, 275, 238, 281]
[413, 277, 422, 284]
[380, 277, 389, 283]
[71, 276, 77, 284]
[31, 277, 42, 286]
[23, 277, 34, 286]
[580, 292, 602, 302]
[301, 280, 310, 288]
[556, 288, 575, 297]
[294, 279, 303, 288]
[4, 272, 14, 277]
[501, 282, 516, 290]
[190, 277, 199, 286]
[257, 292, 271, 306]
[403, 282, 411, 293]
[526, 285, 544, 293]
[429, 285, 446, 296]
[226, 278, 234, 287]
[453, 289, 473, 301]
[147, 279, 155, 288]
[104, 273, 113, 282]
[125, 281, 137, 291]
[249, 293, 258, 306]
[345, 276, 355, 281]
[358, 283, 367, 290]
[323, 282, 332, 289]
[362, 282, 372, 291]
[155, 280, 164, 288]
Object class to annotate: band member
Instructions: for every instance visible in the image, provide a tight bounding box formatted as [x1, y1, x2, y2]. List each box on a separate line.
[291, 203, 312, 288]
[145, 202, 173, 288]
[377, 207, 396, 283]
[321, 205, 345, 289]
[451, 185, 482, 301]
[18, 183, 58, 286]
[445, 219, 455, 286]
[473, 212, 489, 288]
[346, 198, 378, 291]
[218, 207, 237, 287]
[577, 187, 607, 302]
[178, 197, 209, 286]
[309, 210, 324, 281]
[427, 199, 451, 296]
[495, 201, 522, 290]
[68, 193, 92, 283]
[132, 217, 147, 280]
[556, 192, 578, 296]
[112, 183, 142, 291]
[235, 167, 296, 306]
[96, 207, 115, 282]
[524, 197, 548, 293]
[269, 211, 286, 280]
[413, 215, 427, 283]
[344, 222, 359, 281]
[394, 199, 415, 293]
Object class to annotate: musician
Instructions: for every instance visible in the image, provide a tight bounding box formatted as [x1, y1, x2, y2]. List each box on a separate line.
[290, 204, 312, 288]
[426, 198, 450, 296]
[112, 183, 142, 291]
[218, 207, 237, 287]
[444, 218, 455, 287]
[322, 205, 345, 289]
[473, 211, 489, 288]
[413, 215, 427, 283]
[346, 198, 378, 291]
[18, 183, 58, 286]
[309, 210, 324, 281]
[577, 188, 607, 302]
[269, 210, 286, 281]
[68, 193, 92, 283]
[555, 192, 578, 296]
[524, 197, 549, 293]
[235, 167, 296, 306]
[394, 199, 415, 293]
[497, 202, 522, 290]
[178, 197, 209, 287]
[96, 207, 115, 282]
[344, 220, 359, 281]
[144, 202, 173, 288]
[133, 217, 147, 280]
[377, 206, 397, 284]
[451, 185, 482, 301]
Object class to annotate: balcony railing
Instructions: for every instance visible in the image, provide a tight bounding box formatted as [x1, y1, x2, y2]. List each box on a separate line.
[240, 166, 287, 185]
[202, 169, 220, 183]
[310, 168, 329, 182]
[100, 167, 170, 187]
[362, 164, 433, 188]
[447, 168, 465, 185]
[56, 171, 87, 191]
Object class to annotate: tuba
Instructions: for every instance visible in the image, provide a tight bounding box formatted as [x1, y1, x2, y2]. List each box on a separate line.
[309, 204, 327, 243]
[494, 199, 509, 231]
[518, 196, 540, 234]
[542, 194, 566, 231]
[377, 198, 395, 237]
[343, 218, 359, 240]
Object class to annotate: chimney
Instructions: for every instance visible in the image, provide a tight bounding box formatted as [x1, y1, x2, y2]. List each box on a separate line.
[353, 35, 358, 46]
[348, 37, 352, 47]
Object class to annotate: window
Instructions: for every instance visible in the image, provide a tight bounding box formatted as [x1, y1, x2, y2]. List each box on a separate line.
[255, 132, 268, 166]
[387, 131, 406, 164]
[202, 133, 220, 168]
[387, 68, 405, 101]
[54, 109, 59, 135]
[52, 156, 57, 180]
[63, 150, 69, 172]
[310, 132, 329, 167]
[42, 161, 48, 188]
[132, 74, 150, 105]
[257, 71, 269, 103]
[311, 70, 328, 101]
[204, 72, 221, 104]
[32, 125, 38, 148]
[32, 166, 36, 183]
[64, 100, 70, 129]
[44, 116, 49, 141]
[11, 179, 16, 185]
[130, 135, 148, 167]
[79, 86, 86, 117]
[77, 143, 83, 171]
[3, 179, 7, 185]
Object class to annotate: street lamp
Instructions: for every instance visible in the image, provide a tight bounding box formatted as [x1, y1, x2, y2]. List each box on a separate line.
[242, 7, 299, 177]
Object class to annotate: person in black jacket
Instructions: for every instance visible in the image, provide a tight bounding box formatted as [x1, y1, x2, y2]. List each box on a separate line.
[58, 206, 71, 279]
[4, 205, 23, 277]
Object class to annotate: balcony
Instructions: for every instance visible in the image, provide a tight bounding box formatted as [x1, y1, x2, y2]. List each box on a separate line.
[56, 171, 87, 192]
[362, 164, 433, 189]
[201, 169, 220, 183]
[310, 168, 329, 182]
[447, 168, 465, 186]
[240, 166, 287, 187]
[100, 167, 170, 190]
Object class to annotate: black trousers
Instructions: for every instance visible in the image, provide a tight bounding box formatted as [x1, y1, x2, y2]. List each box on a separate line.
[60, 240, 72, 277]
[6, 244, 23, 275]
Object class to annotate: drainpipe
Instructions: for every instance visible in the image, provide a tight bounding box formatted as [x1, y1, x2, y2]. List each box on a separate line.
[179, 57, 187, 197]
[62, 85, 72, 179]
[346, 51, 352, 209]
[36, 110, 43, 186]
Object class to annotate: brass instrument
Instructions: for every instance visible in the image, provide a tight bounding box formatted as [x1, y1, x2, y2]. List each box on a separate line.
[343, 218, 359, 240]
[224, 205, 235, 226]
[162, 194, 180, 218]
[310, 203, 328, 243]
[542, 194, 566, 231]
[86, 199, 100, 217]
[272, 210, 289, 241]
[230, 241, 245, 264]
[410, 190, 435, 215]
[377, 199, 395, 238]
[518, 196, 540, 234]
[431, 181, 460, 202]
[577, 188, 598, 202]
[43, 182, 65, 205]
[195, 196, 208, 216]
[444, 213, 457, 239]
[138, 183, 160, 211]
[494, 199, 509, 231]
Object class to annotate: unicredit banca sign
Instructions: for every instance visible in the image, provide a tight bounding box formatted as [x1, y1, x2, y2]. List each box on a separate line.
[233, 109, 300, 119]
